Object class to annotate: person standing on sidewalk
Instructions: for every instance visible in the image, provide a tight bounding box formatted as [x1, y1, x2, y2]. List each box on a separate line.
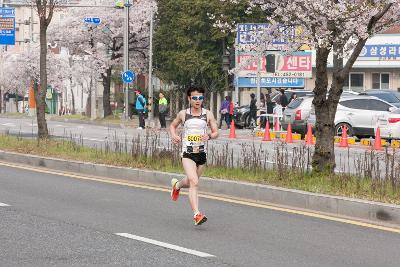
[134, 90, 146, 129]
[249, 93, 257, 127]
[158, 92, 168, 129]
[228, 96, 234, 127]
[219, 96, 231, 129]
[169, 86, 219, 225]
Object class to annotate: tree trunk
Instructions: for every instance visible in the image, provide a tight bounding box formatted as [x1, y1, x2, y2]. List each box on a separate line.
[175, 90, 180, 112]
[312, 47, 333, 172]
[70, 88, 76, 115]
[102, 67, 112, 117]
[0, 87, 2, 113]
[86, 92, 91, 117]
[36, 24, 49, 139]
[70, 78, 76, 114]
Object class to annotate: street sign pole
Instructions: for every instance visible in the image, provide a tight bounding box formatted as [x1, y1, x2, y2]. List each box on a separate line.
[234, 31, 239, 105]
[256, 54, 261, 103]
[123, 0, 130, 121]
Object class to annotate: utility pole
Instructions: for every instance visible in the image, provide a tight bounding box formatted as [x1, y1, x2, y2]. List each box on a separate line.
[147, 8, 154, 127]
[123, 0, 130, 121]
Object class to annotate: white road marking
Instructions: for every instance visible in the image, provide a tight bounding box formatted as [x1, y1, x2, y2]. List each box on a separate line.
[0, 202, 10, 207]
[77, 126, 84, 129]
[115, 233, 215, 258]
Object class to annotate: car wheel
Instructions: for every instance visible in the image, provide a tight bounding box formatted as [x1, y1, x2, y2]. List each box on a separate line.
[335, 123, 353, 137]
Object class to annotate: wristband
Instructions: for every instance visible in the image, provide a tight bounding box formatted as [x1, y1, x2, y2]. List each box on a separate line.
[208, 133, 212, 140]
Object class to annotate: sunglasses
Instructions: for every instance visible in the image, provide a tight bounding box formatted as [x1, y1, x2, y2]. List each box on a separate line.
[191, 96, 204, 101]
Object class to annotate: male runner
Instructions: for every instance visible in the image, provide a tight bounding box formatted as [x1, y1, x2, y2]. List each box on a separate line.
[169, 86, 219, 225]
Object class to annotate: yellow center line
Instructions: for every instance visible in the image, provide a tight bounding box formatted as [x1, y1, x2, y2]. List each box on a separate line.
[1, 160, 400, 234]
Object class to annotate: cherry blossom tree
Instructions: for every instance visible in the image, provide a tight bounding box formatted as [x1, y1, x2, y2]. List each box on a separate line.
[49, 0, 156, 117]
[0, 52, 33, 112]
[0, 44, 68, 113]
[224, 0, 400, 172]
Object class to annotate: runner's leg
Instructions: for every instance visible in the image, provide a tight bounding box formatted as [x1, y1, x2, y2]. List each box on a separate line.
[182, 158, 200, 213]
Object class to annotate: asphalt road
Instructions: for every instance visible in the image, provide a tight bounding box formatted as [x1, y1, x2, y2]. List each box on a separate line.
[1, 163, 400, 266]
[0, 117, 386, 175]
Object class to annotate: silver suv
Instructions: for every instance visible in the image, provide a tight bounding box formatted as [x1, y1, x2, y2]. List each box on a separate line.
[308, 95, 396, 137]
[282, 96, 314, 135]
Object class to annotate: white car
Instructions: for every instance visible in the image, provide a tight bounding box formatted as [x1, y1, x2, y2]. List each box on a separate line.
[375, 108, 400, 139]
[308, 95, 396, 137]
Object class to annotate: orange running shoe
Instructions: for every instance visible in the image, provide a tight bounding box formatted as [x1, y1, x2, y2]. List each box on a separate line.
[171, 178, 180, 201]
[194, 212, 207, 226]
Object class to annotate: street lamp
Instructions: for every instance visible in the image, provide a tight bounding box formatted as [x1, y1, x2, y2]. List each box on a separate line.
[123, 0, 131, 121]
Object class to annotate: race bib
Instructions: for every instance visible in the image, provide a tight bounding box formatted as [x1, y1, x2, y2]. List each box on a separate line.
[186, 134, 202, 142]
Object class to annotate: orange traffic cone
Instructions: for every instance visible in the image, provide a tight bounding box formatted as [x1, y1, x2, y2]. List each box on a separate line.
[274, 117, 280, 131]
[305, 124, 314, 145]
[285, 123, 293, 143]
[373, 127, 382, 151]
[229, 120, 236, 139]
[339, 126, 349, 148]
[262, 119, 272, 141]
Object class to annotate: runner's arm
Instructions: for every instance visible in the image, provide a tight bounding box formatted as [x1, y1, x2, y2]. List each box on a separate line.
[170, 110, 184, 143]
[207, 111, 219, 139]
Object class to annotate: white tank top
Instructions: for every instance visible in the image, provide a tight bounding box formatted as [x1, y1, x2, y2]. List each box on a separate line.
[182, 108, 208, 153]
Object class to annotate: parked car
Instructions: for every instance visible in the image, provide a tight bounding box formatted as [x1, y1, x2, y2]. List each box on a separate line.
[364, 89, 400, 108]
[233, 89, 313, 128]
[307, 95, 397, 138]
[282, 96, 314, 136]
[375, 108, 400, 139]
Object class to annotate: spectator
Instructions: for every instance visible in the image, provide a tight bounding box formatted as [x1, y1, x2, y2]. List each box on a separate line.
[260, 93, 266, 128]
[135, 89, 146, 129]
[265, 93, 274, 114]
[228, 96, 234, 127]
[219, 95, 231, 129]
[260, 93, 266, 108]
[279, 89, 289, 110]
[158, 92, 168, 129]
[249, 93, 257, 127]
[289, 93, 297, 104]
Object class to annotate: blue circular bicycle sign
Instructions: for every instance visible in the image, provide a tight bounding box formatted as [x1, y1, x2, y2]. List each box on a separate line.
[122, 70, 135, 83]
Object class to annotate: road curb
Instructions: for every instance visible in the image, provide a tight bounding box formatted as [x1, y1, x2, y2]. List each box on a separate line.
[0, 150, 399, 227]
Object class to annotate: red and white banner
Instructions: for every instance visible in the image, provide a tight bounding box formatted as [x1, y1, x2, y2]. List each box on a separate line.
[236, 51, 312, 78]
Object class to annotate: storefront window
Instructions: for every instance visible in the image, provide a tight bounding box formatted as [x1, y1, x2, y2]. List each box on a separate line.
[343, 73, 364, 92]
[372, 73, 390, 89]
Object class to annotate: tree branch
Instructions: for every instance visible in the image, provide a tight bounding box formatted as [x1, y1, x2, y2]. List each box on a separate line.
[342, 3, 393, 75]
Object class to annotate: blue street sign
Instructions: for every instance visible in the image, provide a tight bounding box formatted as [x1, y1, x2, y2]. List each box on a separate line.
[237, 77, 305, 88]
[0, 8, 15, 45]
[122, 70, 135, 83]
[84, 17, 101, 25]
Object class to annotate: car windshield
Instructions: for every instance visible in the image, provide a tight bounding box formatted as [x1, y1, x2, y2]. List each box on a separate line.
[287, 98, 303, 109]
[369, 92, 400, 103]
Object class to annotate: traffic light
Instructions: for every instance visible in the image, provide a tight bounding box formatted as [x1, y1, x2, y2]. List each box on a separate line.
[265, 54, 275, 73]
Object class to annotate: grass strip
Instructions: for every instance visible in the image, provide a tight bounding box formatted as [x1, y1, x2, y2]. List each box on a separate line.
[0, 134, 399, 205]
